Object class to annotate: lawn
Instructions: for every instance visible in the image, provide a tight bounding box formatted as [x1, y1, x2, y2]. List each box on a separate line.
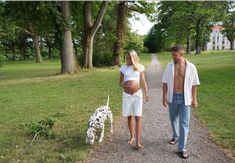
[0, 54, 151, 162]
[157, 51, 235, 157]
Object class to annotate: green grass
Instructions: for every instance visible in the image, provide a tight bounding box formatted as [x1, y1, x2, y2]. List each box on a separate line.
[157, 51, 235, 156]
[0, 54, 151, 162]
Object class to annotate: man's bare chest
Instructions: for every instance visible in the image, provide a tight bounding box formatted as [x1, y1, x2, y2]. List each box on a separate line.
[174, 64, 186, 78]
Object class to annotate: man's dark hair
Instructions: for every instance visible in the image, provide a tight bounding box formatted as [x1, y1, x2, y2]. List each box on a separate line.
[171, 45, 184, 52]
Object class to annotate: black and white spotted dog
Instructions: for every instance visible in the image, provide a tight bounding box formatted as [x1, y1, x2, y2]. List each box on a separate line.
[85, 95, 113, 145]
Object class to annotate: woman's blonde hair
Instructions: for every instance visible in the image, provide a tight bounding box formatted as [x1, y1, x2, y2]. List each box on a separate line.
[127, 50, 142, 71]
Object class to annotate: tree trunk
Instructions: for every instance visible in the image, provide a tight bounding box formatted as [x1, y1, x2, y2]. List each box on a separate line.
[53, 5, 63, 72]
[11, 44, 15, 60]
[202, 40, 207, 51]
[72, 39, 78, 59]
[19, 38, 26, 60]
[229, 39, 234, 50]
[45, 38, 52, 59]
[186, 34, 191, 54]
[83, 1, 108, 68]
[61, 1, 78, 74]
[83, 29, 95, 68]
[83, 2, 92, 68]
[19, 46, 24, 60]
[33, 34, 42, 63]
[40, 37, 44, 55]
[112, 2, 127, 66]
[48, 46, 52, 59]
[195, 18, 206, 54]
[23, 46, 26, 59]
[195, 20, 202, 54]
[19, 47, 26, 60]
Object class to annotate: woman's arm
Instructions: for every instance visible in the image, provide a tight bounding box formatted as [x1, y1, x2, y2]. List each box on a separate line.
[140, 71, 149, 101]
[119, 72, 124, 88]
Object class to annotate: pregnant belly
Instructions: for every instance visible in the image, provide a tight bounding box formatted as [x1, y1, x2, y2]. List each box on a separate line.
[123, 80, 140, 94]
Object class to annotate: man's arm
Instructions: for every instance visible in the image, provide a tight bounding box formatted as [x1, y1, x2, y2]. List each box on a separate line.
[191, 85, 198, 109]
[162, 83, 168, 107]
[191, 65, 200, 109]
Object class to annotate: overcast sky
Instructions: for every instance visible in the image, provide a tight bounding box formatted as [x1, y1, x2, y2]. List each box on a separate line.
[128, 14, 155, 36]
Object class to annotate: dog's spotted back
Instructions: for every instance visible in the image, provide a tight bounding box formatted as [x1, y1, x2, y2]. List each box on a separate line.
[88, 106, 111, 128]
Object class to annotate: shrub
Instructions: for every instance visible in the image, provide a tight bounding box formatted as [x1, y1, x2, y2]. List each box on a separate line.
[0, 54, 7, 67]
[24, 117, 56, 144]
[93, 52, 113, 67]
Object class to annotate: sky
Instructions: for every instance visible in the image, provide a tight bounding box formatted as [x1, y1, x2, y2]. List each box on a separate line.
[128, 13, 155, 36]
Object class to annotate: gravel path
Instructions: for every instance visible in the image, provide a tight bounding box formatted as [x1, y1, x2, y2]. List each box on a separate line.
[88, 54, 232, 163]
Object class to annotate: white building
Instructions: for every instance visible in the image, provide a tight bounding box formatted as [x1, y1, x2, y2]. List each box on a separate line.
[206, 25, 235, 50]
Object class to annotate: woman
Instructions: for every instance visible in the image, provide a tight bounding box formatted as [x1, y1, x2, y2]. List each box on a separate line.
[119, 50, 149, 149]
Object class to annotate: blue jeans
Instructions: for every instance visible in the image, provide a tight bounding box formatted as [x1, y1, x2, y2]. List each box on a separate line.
[169, 93, 190, 152]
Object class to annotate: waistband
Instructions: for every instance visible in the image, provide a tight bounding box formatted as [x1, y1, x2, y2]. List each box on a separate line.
[173, 92, 184, 98]
[173, 92, 184, 95]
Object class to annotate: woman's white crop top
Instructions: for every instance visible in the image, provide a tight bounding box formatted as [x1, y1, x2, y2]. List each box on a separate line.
[120, 64, 145, 82]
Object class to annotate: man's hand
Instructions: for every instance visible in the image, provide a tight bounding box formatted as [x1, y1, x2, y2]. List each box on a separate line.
[162, 97, 168, 108]
[191, 100, 198, 109]
[144, 95, 149, 102]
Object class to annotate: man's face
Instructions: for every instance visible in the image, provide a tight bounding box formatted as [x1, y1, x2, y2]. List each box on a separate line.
[171, 50, 182, 62]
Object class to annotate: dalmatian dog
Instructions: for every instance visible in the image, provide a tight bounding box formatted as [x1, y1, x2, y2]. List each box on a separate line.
[85, 95, 113, 145]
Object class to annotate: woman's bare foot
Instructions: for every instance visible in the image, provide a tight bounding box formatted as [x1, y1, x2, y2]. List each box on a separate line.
[136, 143, 143, 150]
[128, 138, 135, 145]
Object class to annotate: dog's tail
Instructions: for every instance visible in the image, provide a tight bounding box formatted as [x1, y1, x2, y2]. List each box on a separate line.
[106, 95, 109, 107]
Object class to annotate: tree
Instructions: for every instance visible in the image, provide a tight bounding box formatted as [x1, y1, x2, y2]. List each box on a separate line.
[61, 1, 78, 74]
[222, 1, 235, 50]
[112, 1, 156, 65]
[186, 1, 227, 54]
[2, 2, 59, 62]
[124, 32, 145, 54]
[144, 24, 165, 52]
[161, 2, 195, 54]
[5, 2, 43, 62]
[144, 1, 227, 54]
[83, 1, 108, 68]
[92, 2, 116, 67]
[112, 1, 127, 66]
[144, 1, 173, 52]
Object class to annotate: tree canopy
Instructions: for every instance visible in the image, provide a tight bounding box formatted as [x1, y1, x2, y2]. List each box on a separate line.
[144, 1, 232, 54]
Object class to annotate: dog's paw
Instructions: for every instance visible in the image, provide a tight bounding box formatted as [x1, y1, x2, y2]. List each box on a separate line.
[110, 129, 113, 133]
[98, 139, 103, 143]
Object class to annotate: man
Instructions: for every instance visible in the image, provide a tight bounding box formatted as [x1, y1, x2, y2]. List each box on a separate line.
[162, 45, 200, 159]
